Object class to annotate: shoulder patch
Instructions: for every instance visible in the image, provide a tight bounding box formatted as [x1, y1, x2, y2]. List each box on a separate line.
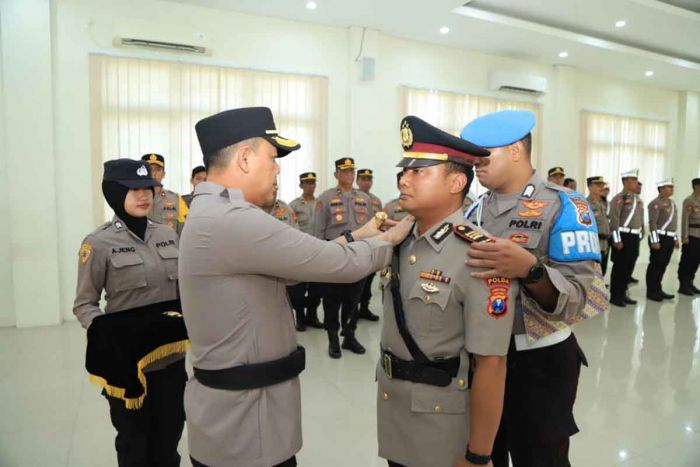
[549, 191, 601, 262]
[431, 222, 453, 244]
[79, 243, 93, 264]
[453, 224, 493, 244]
[485, 277, 510, 319]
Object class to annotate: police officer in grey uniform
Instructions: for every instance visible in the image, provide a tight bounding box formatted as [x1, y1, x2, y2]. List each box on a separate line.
[378, 116, 515, 467]
[609, 169, 644, 307]
[289, 172, 325, 329]
[384, 171, 409, 221]
[645, 178, 679, 301]
[179, 107, 413, 467]
[587, 176, 611, 275]
[73, 158, 186, 467]
[141, 153, 188, 234]
[357, 168, 383, 322]
[314, 157, 374, 357]
[182, 165, 207, 208]
[462, 110, 608, 467]
[678, 177, 700, 295]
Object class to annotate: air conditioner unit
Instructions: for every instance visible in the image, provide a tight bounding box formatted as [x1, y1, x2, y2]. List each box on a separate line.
[489, 72, 547, 96]
[114, 37, 210, 55]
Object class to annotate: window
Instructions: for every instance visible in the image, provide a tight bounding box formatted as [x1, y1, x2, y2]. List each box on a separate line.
[582, 111, 668, 204]
[89, 54, 328, 220]
[402, 86, 542, 197]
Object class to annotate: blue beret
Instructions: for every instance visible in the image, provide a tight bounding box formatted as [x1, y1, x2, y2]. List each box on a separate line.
[460, 110, 536, 148]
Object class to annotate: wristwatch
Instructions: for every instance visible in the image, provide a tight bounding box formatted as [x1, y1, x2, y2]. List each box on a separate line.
[342, 230, 355, 243]
[522, 258, 545, 284]
[465, 446, 491, 465]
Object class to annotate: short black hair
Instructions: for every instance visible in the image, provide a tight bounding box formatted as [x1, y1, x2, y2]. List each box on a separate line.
[564, 178, 576, 187]
[204, 137, 260, 171]
[191, 165, 206, 179]
[444, 162, 472, 201]
[519, 133, 532, 157]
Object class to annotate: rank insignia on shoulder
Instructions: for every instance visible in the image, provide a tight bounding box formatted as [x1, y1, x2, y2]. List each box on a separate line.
[79, 243, 92, 264]
[421, 282, 439, 293]
[431, 222, 453, 244]
[453, 224, 493, 244]
[485, 277, 510, 319]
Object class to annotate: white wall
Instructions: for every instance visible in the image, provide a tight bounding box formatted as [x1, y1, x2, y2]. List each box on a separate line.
[0, 0, 695, 326]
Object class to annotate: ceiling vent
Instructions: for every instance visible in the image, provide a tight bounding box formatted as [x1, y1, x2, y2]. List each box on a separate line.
[489, 71, 547, 96]
[114, 37, 210, 55]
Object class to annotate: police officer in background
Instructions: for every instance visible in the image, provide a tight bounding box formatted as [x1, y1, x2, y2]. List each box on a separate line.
[678, 177, 700, 295]
[179, 107, 413, 467]
[141, 153, 188, 234]
[314, 157, 374, 357]
[645, 179, 678, 301]
[383, 172, 409, 221]
[563, 178, 577, 191]
[547, 166, 566, 185]
[73, 158, 186, 467]
[289, 172, 324, 329]
[462, 110, 607, 467]
[609, 169, 644, 307]
[182, 165, 207, 208]
[588, 176, 611, 275]
[377, 116, 515, 467]
[357, 168, 383, 322]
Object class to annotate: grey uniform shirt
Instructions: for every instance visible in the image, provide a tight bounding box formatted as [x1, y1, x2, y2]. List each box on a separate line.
[150, 188, 187, 234]
[609, 190, 644, 243]
[73, 216, 180, 328]
[467, 172, 602, 341]
[368, 191, 383, 217]
[289, 196, 316, 235]
[178, 181, 393, 467]
[648, 196, 678, 243]
[377, 208, 516, 467]
[384, 197, 409, 221]
[681, 195, 700, 240]
[588, 195, 611, 252]
[313, 187, 372, 240]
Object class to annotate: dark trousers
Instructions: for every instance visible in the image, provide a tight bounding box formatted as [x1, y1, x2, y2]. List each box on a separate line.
[191, 456, 297, 467]
[610, 232, 640, 300]
[645, 235, 675, 294]
[359, 273, 375, 311]
[678, 236, 700, 282]
[287, 282, 322, 322]
[321, 278, 366, 335]
[492, 334, 584, 467]
[388, 462, 407, 467]
[105, 359, 186, 467]
[600, 241, 610, 276]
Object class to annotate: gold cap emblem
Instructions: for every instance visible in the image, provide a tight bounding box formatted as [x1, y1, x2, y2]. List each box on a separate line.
[401, 121, 413, 149]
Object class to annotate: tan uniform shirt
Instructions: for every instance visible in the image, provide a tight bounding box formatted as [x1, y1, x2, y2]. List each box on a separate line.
[377, 209, 516, 467]
[647, 196, 678, 243]
[463, 196, 474, 211]
[150, 188, 188, 234]
[609, 190, 644, 244]
[313, 187, 372, 240]
[367, 191, 383, 217]
[384, 197, 409, 221]
[73, 217, 180, 328]
[681, 194, 700, 240]
[588, 195, 611, 252]
[289, 196, 316, 235]
[466, 173, 602, 340]
[264, 200, 298, 228]
[178, 182, 393, 467]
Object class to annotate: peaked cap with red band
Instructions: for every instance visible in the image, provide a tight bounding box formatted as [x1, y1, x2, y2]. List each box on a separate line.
[398, 115, 490, 168]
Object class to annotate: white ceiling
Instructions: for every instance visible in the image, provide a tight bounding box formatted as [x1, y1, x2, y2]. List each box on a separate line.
[166, 0, 700, 92]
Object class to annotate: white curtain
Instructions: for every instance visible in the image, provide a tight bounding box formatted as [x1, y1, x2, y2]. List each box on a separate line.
[89, 54, 328, 221]
[582, 111, 668, 204]
[402, 86, 543, 197]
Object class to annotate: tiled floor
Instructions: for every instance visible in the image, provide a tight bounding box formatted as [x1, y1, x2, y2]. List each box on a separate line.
[1, 264, 699, 467]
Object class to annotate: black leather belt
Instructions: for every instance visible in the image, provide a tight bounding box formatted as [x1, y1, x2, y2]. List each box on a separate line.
[381, 349, 460, 387]
[194, 346, 305, 391]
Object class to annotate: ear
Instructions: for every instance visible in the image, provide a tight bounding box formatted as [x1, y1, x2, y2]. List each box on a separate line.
[509, 141, 523, 162]
[236, 146, 252, 174]
[334, 171, 339, 180]
[448, 171, 468, 196]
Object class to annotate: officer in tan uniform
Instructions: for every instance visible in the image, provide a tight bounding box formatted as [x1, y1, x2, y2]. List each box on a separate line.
[383, 172, 409, 221]
[141, 153, 188, 234]
[678, 177, 700, 295]
[73, 158, 186, 466]
[182, 165, 207, 208]
[461, 110, 607, 467]
[357, 168, 383, 322]
[289, 172, 324, 329]
[587, 176, 611, 275]
[547, 166, 566, 186]
[645, 178, 679, 301]
[263, 181, 297, 227]
[608, 169, 644, 307]
[313, 157, 374, 357]
[179, 107, 413, 467]
[378, 116, 514, 467]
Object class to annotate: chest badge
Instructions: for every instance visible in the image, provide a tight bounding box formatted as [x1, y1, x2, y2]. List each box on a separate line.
[522, 200, 548, 210]
[431, 222, 453, 244]
[421, 282, 439, 293]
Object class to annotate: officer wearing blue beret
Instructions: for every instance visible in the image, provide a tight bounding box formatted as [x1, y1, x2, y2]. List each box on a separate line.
[461, 110, 609, 467]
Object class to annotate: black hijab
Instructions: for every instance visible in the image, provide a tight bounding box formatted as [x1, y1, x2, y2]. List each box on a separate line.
[102, 181, 151, 241]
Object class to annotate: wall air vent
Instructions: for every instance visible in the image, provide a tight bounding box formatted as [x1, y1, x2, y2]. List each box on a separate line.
[114, 37, 210, 55]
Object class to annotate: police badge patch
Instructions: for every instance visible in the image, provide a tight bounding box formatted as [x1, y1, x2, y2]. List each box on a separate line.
[485, 277, 510, 319]
[79, 243, 92, 264]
